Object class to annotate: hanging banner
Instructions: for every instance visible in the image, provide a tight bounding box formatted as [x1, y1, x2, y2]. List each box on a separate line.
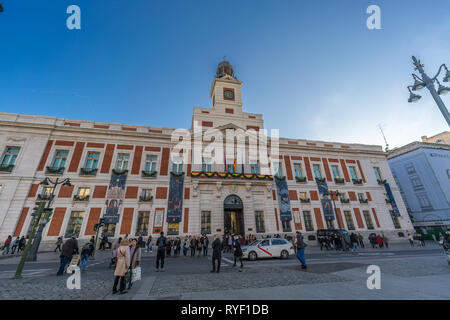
[275, 179, 292, 221]
[104, 174, 127, 224]
[384, 183, 401, 217]
[167, 173, 184, 223]
[317, 181, 335, 221]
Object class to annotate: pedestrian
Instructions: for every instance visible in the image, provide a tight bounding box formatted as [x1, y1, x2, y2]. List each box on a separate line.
[128, 238, 141, 289]
[228, 233, 234, 253]
[203, 235, 209, 256]
[89, 236, 95, 257]
[183, 236, 189, 256]
[57, 236, 79, 275]
[295, 231, 307, 269]
[112, 238, 130, 295]
[210, 235, 222, 273]
[166, 238, 172, 256]
[137, 236, 144, 248]
[407, 233, 414, 246]
[376, 235, 383, 248]
[2, 235, 12, 255]
[382, 234, 389, 248]
[197, 236, 202, 257]
[11, 236, 20, 254]
[419, 234, 426, 246]
[357, 233, 365, 248]
[78, 242, 91, 271]
[350, 233, 359, 251]
[156, 231, 167, 272]
[99, 234, 106, 250]
[190, 236, 196, 257]
[54, 236, 63, 252]
[232, 235, 243, 271]
[17, 236, 26, 253]
[369, 234, 377, 248]
[146, 235, 152, 253]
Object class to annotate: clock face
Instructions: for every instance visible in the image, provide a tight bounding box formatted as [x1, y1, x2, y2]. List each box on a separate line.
[224, 89, 234, 100]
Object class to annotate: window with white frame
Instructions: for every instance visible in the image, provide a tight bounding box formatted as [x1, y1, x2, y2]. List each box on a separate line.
[141, 188, 153, 200]
[349, 166, 358, 180]
[51, 150, 68, 169]
[255, 211, 265, 233]
[64, 211, 86, 238]
[226, 158, 234, 173]
[135, 211, 150, 236]
[272, 161, 283, 178]
[303, 211, 314, 231]
[250, 160, 260, 174]
[363, 210, 374, 229]
[373, 167, 382, 181]
[293, 163, 303, 178]
[76, 187, 90, 200]
[202, 157, 212, 172]
[84, 152, 100, 170]
[344, 210, 355, 230]
[1, 146, 20, 168]
[201, 211, 211, 234]
[115, 153, 130, 171]
[331, 165, 341, 179]
[172, 156, 183, 174]
[144, 155, 158, 172]
[312, 164, 322, 179]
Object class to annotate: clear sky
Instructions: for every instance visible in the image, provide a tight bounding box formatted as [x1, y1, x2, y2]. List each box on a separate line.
[1, 0, 449, 149]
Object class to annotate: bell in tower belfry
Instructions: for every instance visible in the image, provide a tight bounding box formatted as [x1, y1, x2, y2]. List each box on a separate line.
[216, 60, 235, 79]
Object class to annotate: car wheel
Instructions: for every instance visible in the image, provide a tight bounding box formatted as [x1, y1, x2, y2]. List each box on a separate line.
[280, 250, 289, 259]
[248, 251, 257, 261]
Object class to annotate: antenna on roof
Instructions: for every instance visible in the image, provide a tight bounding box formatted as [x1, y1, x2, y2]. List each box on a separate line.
[378, 123, 390, 152]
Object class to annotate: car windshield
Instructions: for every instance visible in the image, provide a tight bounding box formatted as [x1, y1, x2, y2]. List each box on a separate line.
[249, 240, 261, 246]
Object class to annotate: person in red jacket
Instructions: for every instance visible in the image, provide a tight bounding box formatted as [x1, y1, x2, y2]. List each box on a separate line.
[2, 236, 12, 255]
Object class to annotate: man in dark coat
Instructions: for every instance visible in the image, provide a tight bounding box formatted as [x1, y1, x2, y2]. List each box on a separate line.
[57, 236, 79, 275]
[232, 235, 243, 271]
[295, 231, 307, 269]
[211, 235, 222, 273]
[155, 232, 167, 272]
[202, 235, 209, 257]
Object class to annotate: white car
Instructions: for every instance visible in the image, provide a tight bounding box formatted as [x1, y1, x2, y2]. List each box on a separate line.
[242, 238, 295, 261]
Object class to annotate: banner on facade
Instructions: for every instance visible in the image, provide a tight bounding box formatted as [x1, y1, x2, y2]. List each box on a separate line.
[103, 174, 127, 224]
[384, 183, 401, 217]
[317, 181, 335, 221]
[275, 179, 292, 221]
[167, 173, 184, 223]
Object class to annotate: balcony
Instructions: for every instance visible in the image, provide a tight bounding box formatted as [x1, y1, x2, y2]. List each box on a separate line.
[295, 176, 307, 183]
[112, 168, 128, 176]
[300, 198, 311, 203]
[377, 179, 387, 185]
[334, 178, 345, 184]
[45, 166, 65, 175]
[141, 170, 158, 178]
[73, 195, 90, 202]
[190, 171, 273, 181]
[359, 198, 369, 204]
[79, 168, 98, 176]
[0, 164, 14, 173]
[340, 198, 350, 204]
[315, 177, 326, 183]
[139, 195, 153, 202]
[352, 178, 363, 185]
[37, 194, 54, 201]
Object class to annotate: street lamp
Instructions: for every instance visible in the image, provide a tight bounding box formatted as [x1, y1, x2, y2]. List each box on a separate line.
[26, 177, 71, 261]
[407, 56, 450, 127]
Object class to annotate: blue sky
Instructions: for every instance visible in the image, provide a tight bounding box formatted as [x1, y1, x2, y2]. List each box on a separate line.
[1, 0, 449, 149]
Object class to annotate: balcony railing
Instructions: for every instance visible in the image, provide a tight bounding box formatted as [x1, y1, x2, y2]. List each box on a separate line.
[340, 198, 350, 203]
[377, 179, 387, 185]
[46, 166, 65, 175]
[37, 194, 55, 201]
[73, 195, 90, 202]
[190, 171, 273, 181]
[112, 168, 128, 176]
[139, 195, 153, 202]
[315, 177, 326, 183]
[300, 198, 311, 203]
[352, 178, 363, 185]
[141, 170, 158, 178]
[334, 178, 345, 184]
[359, 199, 369, 204]
[79, 168, 98, 176]
[295, 176, 307, 183]
[0, 164, 14, 173]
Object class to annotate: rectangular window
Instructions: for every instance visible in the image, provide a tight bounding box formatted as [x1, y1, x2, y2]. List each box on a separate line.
[390, 210, 401, 229]
[299, 192, 308, 201]
[84, 152, 100, 170]
[76, 187, 90, 200]
[103, 223, 116, 237]
[201, 211, 211, 234]
[349, 166, 358, 180]
[293, 163, 303, 178]
[255, 211, 265, 233]
[116, 153, 130, 171]
[282, 220, 292, 232]
[417, 194, 432, 209]
[1, 146, 20, 168]
[144, 155, 158, 172]
[363, 210, 374, 230]
[52, 150, 68, 169]
[168, 223, 179, 235]
[373, 167, 382, 181]
[410, 176, 423, 188]
[331, 165, 340, 179]
[405, 164, 416, 175]
[250, 160, 260, 174]
[313, 164, 322, 179]
[303, 211, 314, 231]
[344, 211, 355, 230]
[172, 156, 183, 174]
[272, 161, 283, 178]
[65, 211, 85, 238]
[41, 186, 55, 200]
[135, 211, 150, 236]
[141, 189, 153, 200]
[202, 157, 212, 172]
[226, 158, 234, 173]
[358, 193, 365, 201]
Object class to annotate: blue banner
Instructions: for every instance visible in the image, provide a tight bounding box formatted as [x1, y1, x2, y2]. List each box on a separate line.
[104, 174, 127, 224]
[317, 181, 335, 221]
[275, 179, 292, 221]
[384, 183, 401, 217]
[167, 173, 184, 223]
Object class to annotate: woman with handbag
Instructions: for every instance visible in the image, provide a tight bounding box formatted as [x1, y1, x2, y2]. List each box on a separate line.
[128, 238, 141, 289]
[112, 239, 130, 295]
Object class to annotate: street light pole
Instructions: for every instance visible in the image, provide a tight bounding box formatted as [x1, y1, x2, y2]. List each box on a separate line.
[409, 56, 450, 127]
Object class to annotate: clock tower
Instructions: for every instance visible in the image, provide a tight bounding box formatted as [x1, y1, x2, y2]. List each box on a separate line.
[210, 60, 243, 114]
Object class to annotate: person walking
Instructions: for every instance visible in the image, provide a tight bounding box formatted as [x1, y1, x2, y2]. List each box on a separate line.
[112, 239, 130, 295]
[407, 233, 414, 246]
[210, 235, 222, 273]
[295, 231, 307, 269]
[156, 231, 167, 272]
[79, 242, 91, 272]
[2, 235, 12, 255]
[190, 236, 196, 257]
[166, 238, 172, 257]
[228, 233, 234, 253]
[350, 233, 359, 251]
[223, 234, 228, 253]
[382, 234, 389, 248]
[197, 236, 202, 257]
[146, 235, 153, 253]
[89, 236, 95, 257]
[203, 235, 209, 256]
[17, 236, 26, 253]
[232, 235, 244, 271]
[128, 238, 141, 289]
[57, 236, 79, 275]
[54, 236, 63, 252]
[376, 235, 383, 248]
[357, 233, 365, 248]
[183, 236, 189, 256]
[419, 233, 426, 246]
[110, 237, 122, 268]
[10, 237, 20, 254]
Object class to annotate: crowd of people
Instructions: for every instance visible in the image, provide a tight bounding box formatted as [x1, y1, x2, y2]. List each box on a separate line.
[1, 235, 27, 255]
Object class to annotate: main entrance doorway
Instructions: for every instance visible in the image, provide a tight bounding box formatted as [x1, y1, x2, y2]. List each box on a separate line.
[224, 195, 245, 237]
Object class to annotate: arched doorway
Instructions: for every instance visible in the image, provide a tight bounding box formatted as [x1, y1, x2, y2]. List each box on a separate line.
[223, 195, 245, 236]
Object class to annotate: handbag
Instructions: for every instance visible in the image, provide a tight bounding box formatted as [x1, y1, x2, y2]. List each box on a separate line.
[131, 266, 141, 283]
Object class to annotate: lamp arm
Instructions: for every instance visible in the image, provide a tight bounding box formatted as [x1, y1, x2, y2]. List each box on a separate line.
[412, 73, 424, 82]
[407, 86, 414, 93]
[432, 64, 448, 81]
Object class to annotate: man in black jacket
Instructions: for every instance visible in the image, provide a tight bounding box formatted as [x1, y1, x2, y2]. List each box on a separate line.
[57, 236, 79, 275]
[156, 232, 167, 272]
[211, 235, 222, 273]
[233, 235, 243, 271]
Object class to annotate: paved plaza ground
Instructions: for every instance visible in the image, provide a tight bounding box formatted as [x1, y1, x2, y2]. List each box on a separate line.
[0, 241, 448, 300]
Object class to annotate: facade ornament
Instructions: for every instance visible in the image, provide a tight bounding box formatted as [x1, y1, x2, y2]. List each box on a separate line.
[6, 136, 26, 142]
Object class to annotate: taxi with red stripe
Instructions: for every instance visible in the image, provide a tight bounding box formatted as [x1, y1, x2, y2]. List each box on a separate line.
[242, 238, 295, 261]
